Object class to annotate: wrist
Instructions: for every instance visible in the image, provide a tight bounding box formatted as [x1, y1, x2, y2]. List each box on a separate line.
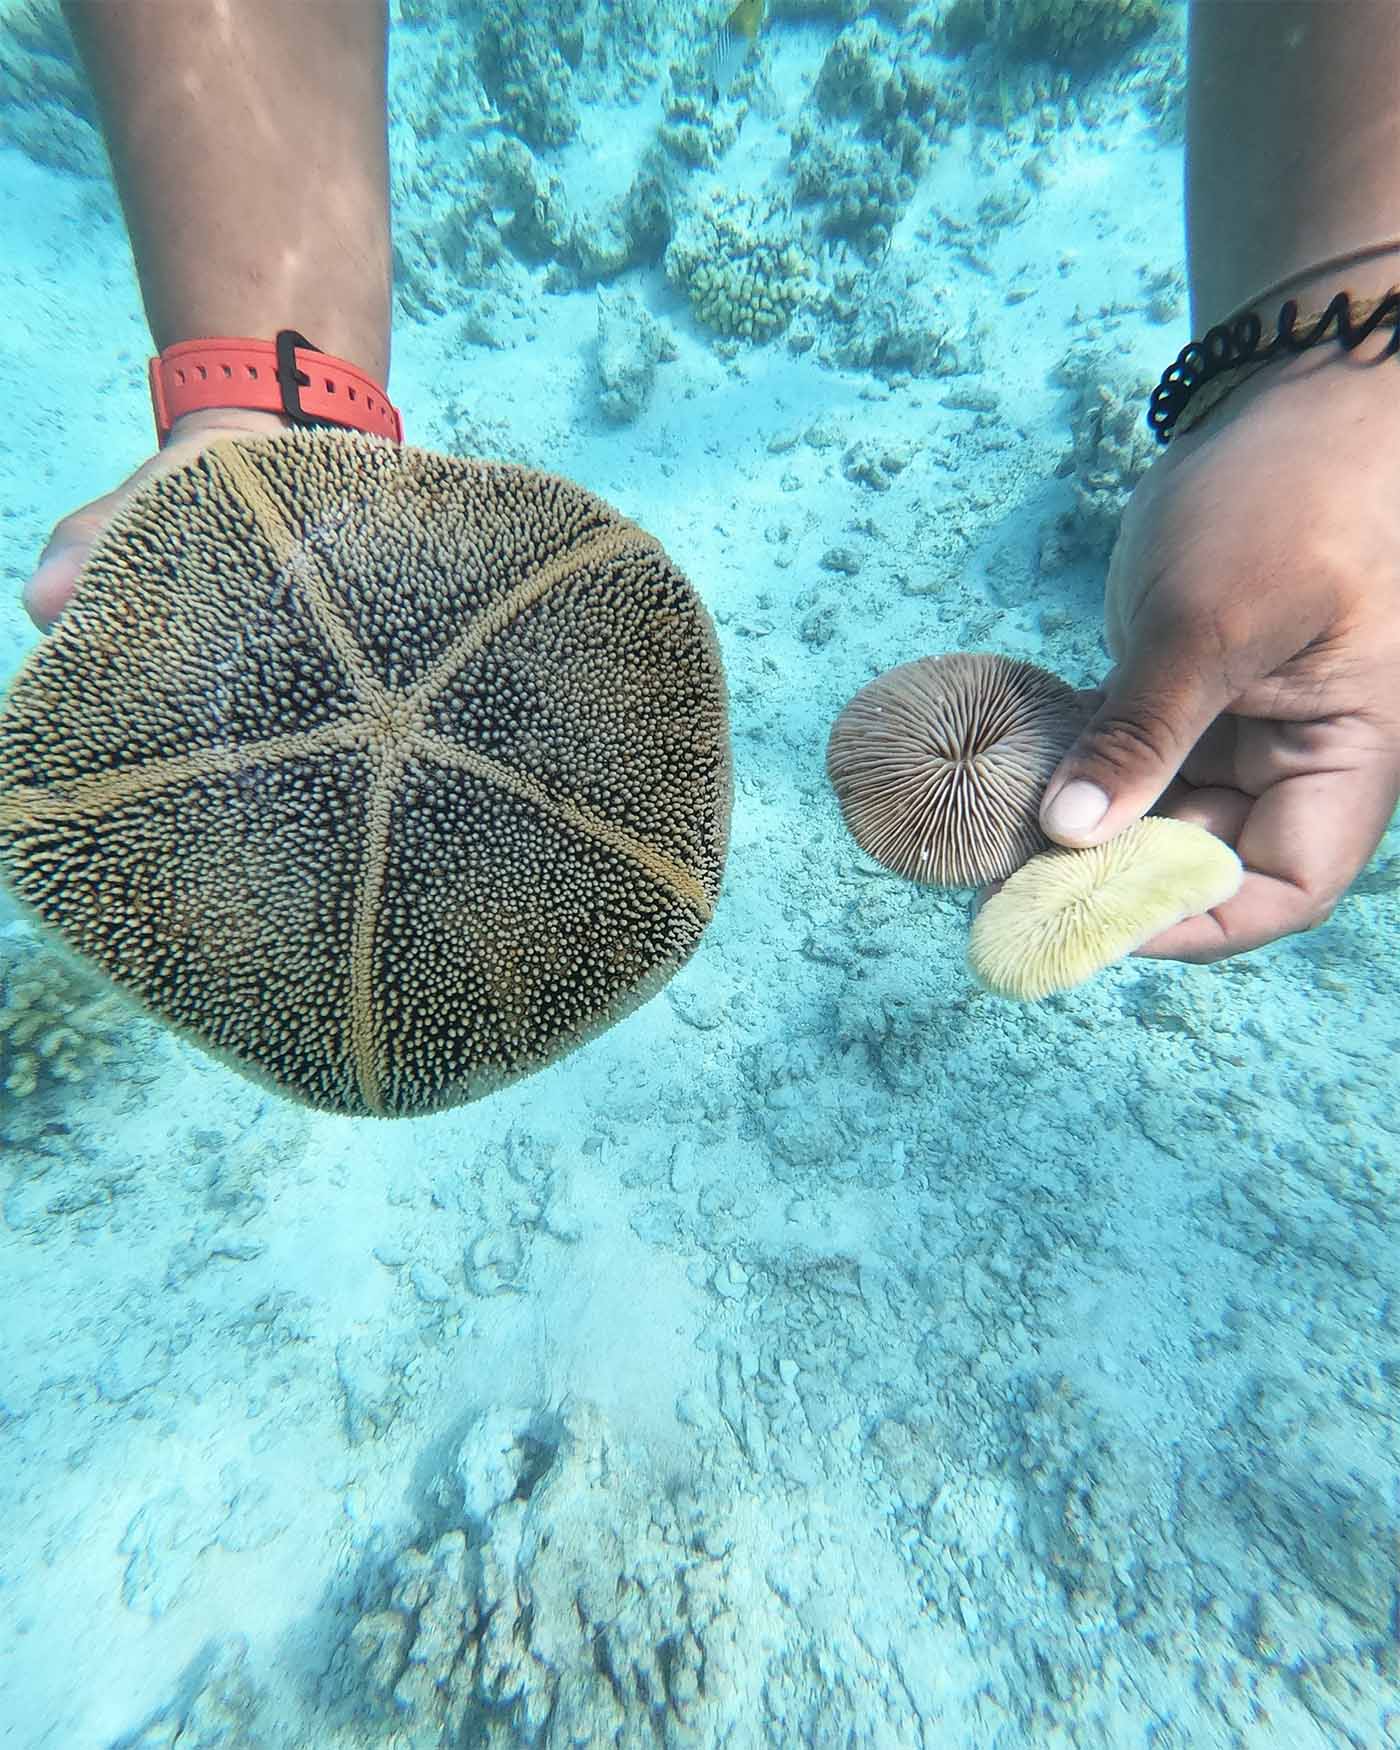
[165, 407, 293, 446]
[149, 333, 402, 447]
[1151, 286, 1400, 446]
[1216, 255, 1400, 335]
[1169, 325, 1400, 465]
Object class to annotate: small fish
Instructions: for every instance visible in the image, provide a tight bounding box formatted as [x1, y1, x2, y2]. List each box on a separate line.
[708, 0, 766, 105]
[726, 0, 766, 37]
[463, 114, 510, 138]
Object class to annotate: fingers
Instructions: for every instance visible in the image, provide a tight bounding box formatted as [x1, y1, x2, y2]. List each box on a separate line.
[1135, 766, 1397, 962]
[1132, 873, 1292, 963]
[1149, 781, 1252, 844]
[19, 412, 290, 632]
[21, 550, 83, 630]
[21, 499, 123, 631]
[1040, 629, 1238, 845]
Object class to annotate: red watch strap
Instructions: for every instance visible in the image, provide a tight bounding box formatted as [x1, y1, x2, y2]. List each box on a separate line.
[148, 333, 403, 446]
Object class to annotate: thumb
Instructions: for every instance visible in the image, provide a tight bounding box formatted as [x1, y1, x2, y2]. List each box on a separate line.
[1039, 632, 1235, 846]
[22, 503, 120, 631]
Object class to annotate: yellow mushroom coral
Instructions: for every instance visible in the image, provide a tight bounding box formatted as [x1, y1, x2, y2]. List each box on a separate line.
[968, 816, 1244, 1001]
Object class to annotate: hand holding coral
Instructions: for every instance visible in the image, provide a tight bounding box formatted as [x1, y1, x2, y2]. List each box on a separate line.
[1038, 348, 1400, 961]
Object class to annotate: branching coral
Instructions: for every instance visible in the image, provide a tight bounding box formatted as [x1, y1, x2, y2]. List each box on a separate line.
[791, 133, 915, 261]
[0, 931, 131, 1099]
[944, 0, 1164, 65]
[1003, 0, 1163, 62]
[659, 46, 745, 170]
[790, 21, 962, 261]
[814, 18, 954, 154]
[1039, 346, 1155, 572]
[824, 260, 969, 378]
[115, 1637, 264, 1747]
[666, 196, 812, 341]
[330, 1402, 745, 1743]
[474, 0, 580, 149]
[482, 138, 572, 265]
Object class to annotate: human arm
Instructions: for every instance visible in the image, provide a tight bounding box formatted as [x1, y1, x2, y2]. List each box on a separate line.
[23, 0, 392, 628]
[1037, 0, 1400, 960]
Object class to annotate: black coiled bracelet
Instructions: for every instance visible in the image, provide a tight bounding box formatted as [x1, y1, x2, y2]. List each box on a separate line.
[1147, 287, 1400, 444]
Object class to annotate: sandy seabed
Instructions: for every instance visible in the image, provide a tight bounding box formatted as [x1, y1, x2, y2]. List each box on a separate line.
[1, 2, 1397, 1745]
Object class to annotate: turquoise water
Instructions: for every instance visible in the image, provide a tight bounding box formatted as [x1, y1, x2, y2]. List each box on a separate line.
[1, 1, 1397, 1744]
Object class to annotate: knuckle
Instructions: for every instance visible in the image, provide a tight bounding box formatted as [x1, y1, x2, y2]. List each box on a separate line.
[1084, 704, 1180, 774]
[39, 518, 73, 556]
[44, 506, 103, 553]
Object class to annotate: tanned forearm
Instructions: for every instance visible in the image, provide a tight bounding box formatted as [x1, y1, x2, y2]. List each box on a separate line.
[60, 0, 392, 384]
[1186, 0, 1400, 330]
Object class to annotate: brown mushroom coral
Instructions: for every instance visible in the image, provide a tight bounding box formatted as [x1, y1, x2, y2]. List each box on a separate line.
[0, 429, 731, 1118]
[826, 652, 1085, 887]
